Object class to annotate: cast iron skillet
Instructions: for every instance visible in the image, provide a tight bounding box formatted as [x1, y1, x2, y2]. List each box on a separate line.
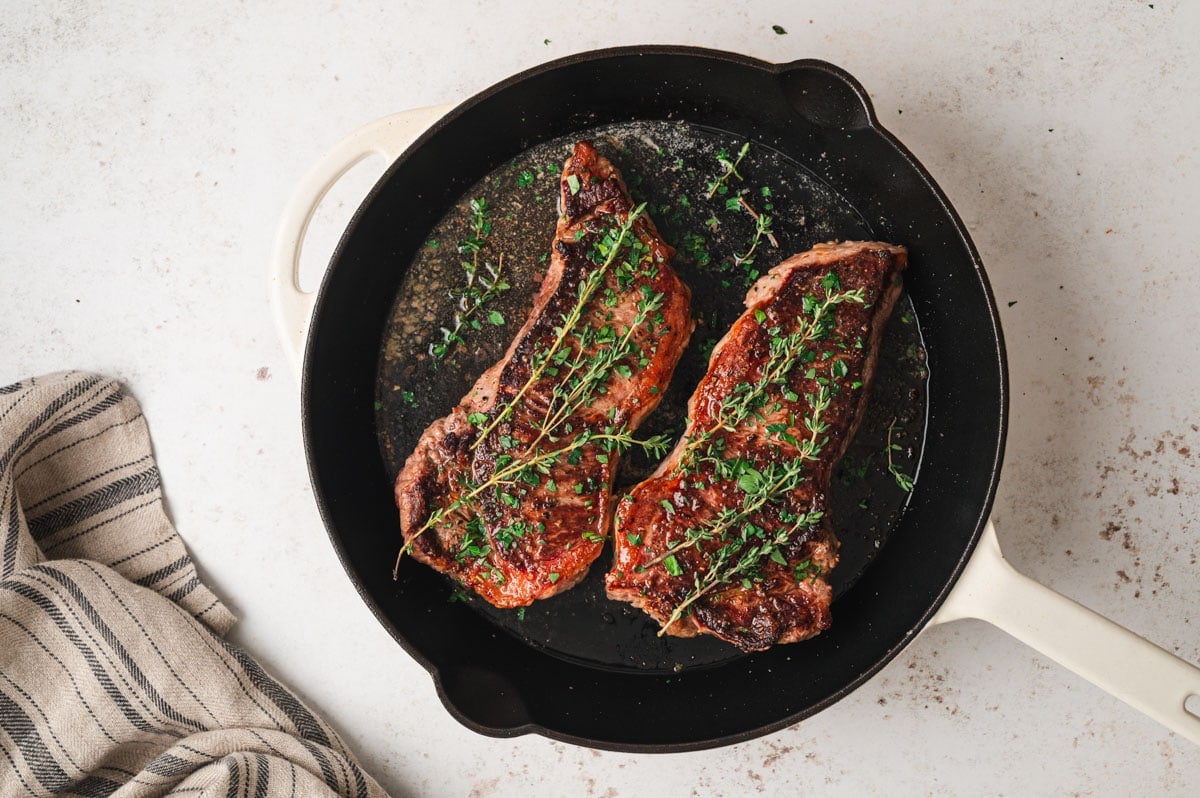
[301, 46, 1006, 750]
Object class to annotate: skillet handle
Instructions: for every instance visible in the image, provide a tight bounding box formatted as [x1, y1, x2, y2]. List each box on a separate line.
[268, 105, 453, 380]
[933, 520, 1200, 745]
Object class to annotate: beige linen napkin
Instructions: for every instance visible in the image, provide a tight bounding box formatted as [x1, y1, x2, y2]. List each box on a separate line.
[0, 372, 386, 797]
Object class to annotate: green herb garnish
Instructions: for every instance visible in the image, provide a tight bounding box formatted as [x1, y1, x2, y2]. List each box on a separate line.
[429, 197, 511, 363]
[705, 142, 750, 199]
[394, 203, 673, 577]
[886, 417, 915, 492]
[647, 276, 867, 635]
[732, 196, 779, 275]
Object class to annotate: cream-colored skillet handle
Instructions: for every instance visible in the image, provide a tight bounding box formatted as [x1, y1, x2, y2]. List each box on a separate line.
[932, 520, 1200, 744]
[269, 105, 454, 381]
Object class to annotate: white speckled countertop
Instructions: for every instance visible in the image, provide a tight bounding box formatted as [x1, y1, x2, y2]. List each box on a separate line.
[3, 1, 1199, 794]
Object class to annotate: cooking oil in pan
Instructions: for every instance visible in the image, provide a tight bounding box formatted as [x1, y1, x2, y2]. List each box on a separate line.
[376, 120, 928, 672]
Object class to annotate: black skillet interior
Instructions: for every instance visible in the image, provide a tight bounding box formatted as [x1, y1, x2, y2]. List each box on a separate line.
[303, 47, 1007, 751]
[374, 119, 931, 673]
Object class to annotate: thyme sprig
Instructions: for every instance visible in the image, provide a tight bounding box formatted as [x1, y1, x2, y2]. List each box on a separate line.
[701, 142, 780, 285]
[677, 278, 866, 473]
[733, 212, 774, 268]
[642, 459, 823, 569]
[395, 200, 668, 578]
[653, 275, 867, 632]
[887, 417, 915, 492]
[643, 384, 834, 581]
[729, 194, 779, 286]
[735, 195, 780, 249]
[470, 203, 647, 448]
[529, 285, 665, 450]
[393, 426, 670, 577]
[704, 142, 750, 199]
[430, 198, 511, 362]
[658, 520, 793, 635]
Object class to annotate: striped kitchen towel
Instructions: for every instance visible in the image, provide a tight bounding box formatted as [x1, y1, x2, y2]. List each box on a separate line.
[0, 372, 387, 797]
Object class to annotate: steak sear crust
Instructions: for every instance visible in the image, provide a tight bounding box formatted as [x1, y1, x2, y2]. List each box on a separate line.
[395, 141, 693, 607]
[606, 241, 907, 651]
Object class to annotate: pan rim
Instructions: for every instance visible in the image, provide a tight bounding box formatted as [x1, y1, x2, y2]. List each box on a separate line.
[300, 44, 1009, 752]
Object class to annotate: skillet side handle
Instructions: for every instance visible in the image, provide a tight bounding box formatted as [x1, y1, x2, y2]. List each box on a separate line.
[268, 105, 453, 381]
[933, 521, 1200, 745]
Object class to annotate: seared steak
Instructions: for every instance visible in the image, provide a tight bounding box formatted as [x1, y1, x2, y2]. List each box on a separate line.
[395, 141, 693, 607]
[606, 241, 907, 650]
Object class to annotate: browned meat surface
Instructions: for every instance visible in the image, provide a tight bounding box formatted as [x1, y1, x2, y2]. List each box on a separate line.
[394, 141, 693, 607]
[606, 241, 907, 650]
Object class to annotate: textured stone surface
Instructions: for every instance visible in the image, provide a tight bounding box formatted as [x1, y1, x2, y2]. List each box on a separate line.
[2, 1, 1197, 794]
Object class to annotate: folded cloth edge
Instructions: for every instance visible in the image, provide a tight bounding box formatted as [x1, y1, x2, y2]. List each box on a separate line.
[0, 371, 386, 797]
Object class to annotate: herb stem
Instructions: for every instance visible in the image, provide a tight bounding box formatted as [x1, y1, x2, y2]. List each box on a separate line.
[393, 428, 662, 577]
[704, 142, 750, 199]
[642, 463, 803, 569]
[396, 201, 663, 579]
[736, 196, 779, 248]
[677, 287, 860, 471]
[887, 417, 915, 492]
[657, 524, 793, 636]
[470, 204, 645, 449]
[527, 310, 644, 452]
[456, 254, 505, 327]
[650, 277, 867, 630]
[431, 198, 510, 362]
[733, 211, 774, 268]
